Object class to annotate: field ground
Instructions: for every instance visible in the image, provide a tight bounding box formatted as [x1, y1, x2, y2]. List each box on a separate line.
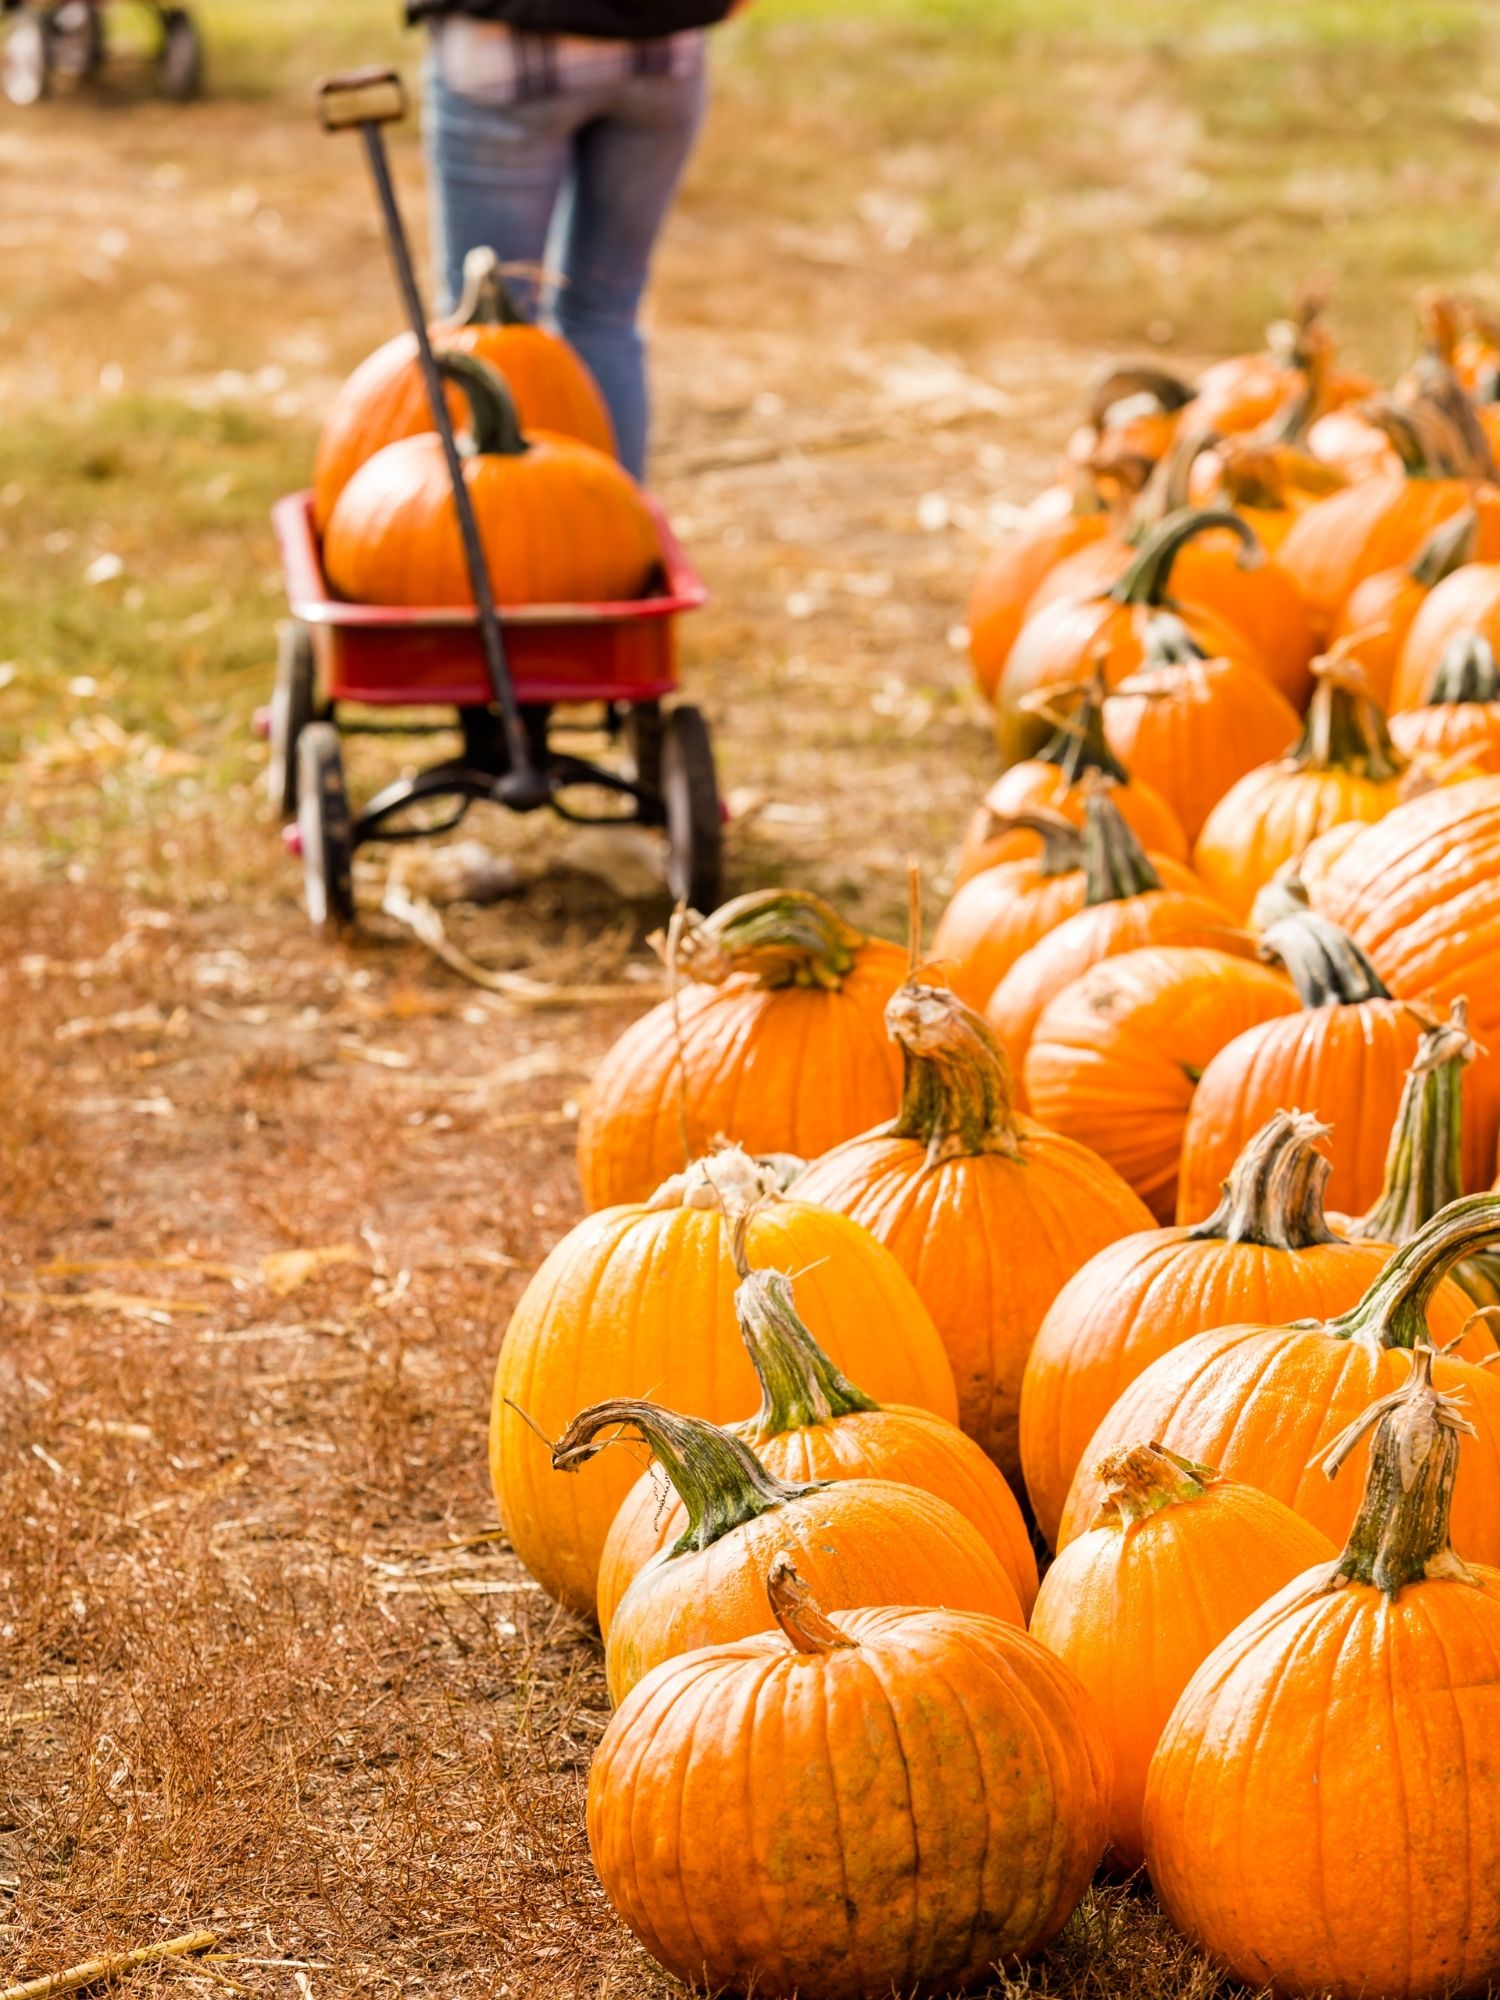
[4, 3, 1500, 1994]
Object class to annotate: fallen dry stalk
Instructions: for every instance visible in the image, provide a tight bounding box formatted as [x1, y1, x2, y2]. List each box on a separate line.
[380, 882, 648, 1005]
[0, 1930, 217, 2000]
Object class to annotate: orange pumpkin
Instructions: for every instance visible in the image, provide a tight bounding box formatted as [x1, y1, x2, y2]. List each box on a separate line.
[1144, 1351, 1500, 2000]
[590, 1555, 1111, 2000]
[1193, 650, 1412, 920]
[324, 353, 657, 608]
[1057, 1195, 1500, 1554]
[1191, 295, 1373, 438]
[1030, 1441, 1333, 1871]
[793, 979, 1152, 1481]
[576, 890, 906, 1210]
[1330, 504, 1479, 707]
[598, 1258, 1038, 1628]
[1391, 550, 1500, 710]
[550, 1400, 1023, 1702]
[490, 1147, 957, 1613]
[312, 245, 615, 530]
[1064, 362, 1196, 473]
[1176, 891, 1422, 1220]
[967, 477, 1111, 706]
[985, 787, 1241, 1080]
[1389, 633, 1500, 772]
[1019, 1110, 1402, 1548]
[1023, 944, 1300, 1222]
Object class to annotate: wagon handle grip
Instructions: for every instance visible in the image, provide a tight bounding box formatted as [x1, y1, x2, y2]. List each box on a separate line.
[317, 68, 406, 132]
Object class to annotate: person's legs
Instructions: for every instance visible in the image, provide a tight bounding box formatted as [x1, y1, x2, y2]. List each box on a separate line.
[549, 63, 708, 478]
[422, 54, 575, 317]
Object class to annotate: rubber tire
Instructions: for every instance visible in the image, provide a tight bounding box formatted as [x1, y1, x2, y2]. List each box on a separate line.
[296, 723, 355, 935]
[622, 700, 664, 795]
[267, 620, 317, 819]
[3, 13, 50, 103]
[49, 1, 101, 77]
[660, 705, 721, 912]
[157, 6, 200, 99]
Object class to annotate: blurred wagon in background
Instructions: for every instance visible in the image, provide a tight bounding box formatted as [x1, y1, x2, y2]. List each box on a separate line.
[2, 0, 201, 105]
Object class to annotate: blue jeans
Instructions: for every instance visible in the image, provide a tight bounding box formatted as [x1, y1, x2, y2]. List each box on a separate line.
[423, 51, 707, 479]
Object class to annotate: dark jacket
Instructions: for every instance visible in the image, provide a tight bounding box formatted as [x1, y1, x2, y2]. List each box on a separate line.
[407, 0, 733, 34]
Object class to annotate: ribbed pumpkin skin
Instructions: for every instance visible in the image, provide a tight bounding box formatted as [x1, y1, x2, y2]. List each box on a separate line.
[604, 1480, 1022, 1703]
[576, 940, 907, 1210]
[1023, 948, 1300, 1222]
[1389, 698, 1500, 774]
[589, 1606, 1112, 2000]
[986, 889, 1244, 1084]
[794, 1121, 1153, 1482]
[955, 766, 1187, 882]
[1278, 478, 1498, 638]
[599, 1402, 1039, 1632]
[1144, 1568, 1500, 1999]
[490, 1199, 957, 1612]
[932, 852, 1202, 1014]
[324, 427, 659, 608]
[1103, 656, 1300, 843]
[1330, 564, 1428, 706]
[312, 321, 614, 529]
[1056, 1310, 1499, 1553]
[1308, 777, 1500, 1183]
[1193, 761, 1404, 920]
[1176, 999, 1423, 1220]
[968, 512, 1108, 705]
[1019, 1231, 1401, 1550]
[1030, 1475, 1333, 1869]
[1391, 561, 1500, 710]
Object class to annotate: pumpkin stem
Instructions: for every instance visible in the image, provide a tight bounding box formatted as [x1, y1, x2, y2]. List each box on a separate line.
[1021, 670, 1130, 786]
[1406, 505, 1479, 589]
[670, 889, 869, 992]
[734, 1266, 880, 1441]
[451, 244, 525, 329]
[1318, 1346, 1478, 1598]
[645, 1145, 802, 1217]
[434, 350, 529, 458]
[1254, 902, 1393, 1008]
[978, 805, 1086, 878]
[1079, 778, 1163, 906]
[1287, 647, 1408, 783]
[1131, 430, 1221, 535]
[1424, 632, 1500, 708]
[886, 980, 1024, 1163]
[1090, 1440, 1222, 1528]
[1104, 507, 1259, 612]
[1186, 1108, 1339, 1249]
[550, 1398, 817, 1558]
[1085, 364, 1197, 432]
[766, 1552, 859, 1655]
[1325, 1193, 1500, 1353]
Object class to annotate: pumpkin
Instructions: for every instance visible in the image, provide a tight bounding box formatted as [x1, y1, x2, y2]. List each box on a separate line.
[490, 1147, 957, 1613]
[311, 245, 615, 530]
[1343, 1001, 1500, 1309]
[793, 978, 1152, 1481]
[1065, 363, 1196, 473]
[550, 1400, 1023, 1703]
[1144, 1350, 1500, 2000]
[1307, 775, 1500, 1180]
[589, 1554, 1111, 2000]
[933, 807, 1201, 1015]
[1191, 295, 1373, 438]
[1279, 402, 1500, 638]
[967, 474, 1111, 706]
[995, 510, 1279, 766]
[598, 1256, 1038, 1629]
[984, 786, 1242, 1081]
[1057, 1194, 1500, 1553]
[1389, 633, 1500, 773]
[1023, 944, 1300, 1223]
[1018, 1109, 1404, 1548]
[576, 890, 907, 1210]
[1176, 889, 1422, 1219]
[1187, 435, 1333, 553]
[1331, 504, 1479, 707]
[1193, 650, 1411, 920]
[1101, 628, 1301, 843]
[1030, 1441, 1333, 1871]
[324, 352, 658, 608]
[957, 674, 1188, 879]
[1391, 548, 1500, 710]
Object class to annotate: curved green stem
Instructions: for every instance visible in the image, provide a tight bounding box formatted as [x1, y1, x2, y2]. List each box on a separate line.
[1086, 364, 1197, 428]
[452, 245, 525, 329]
[1090, 1441, 1220, 1529]
[550, 1398, 816, 1557]
[675, 889, 867, 991]
[982, 807, 1086, 878]
[1408, 505, 1479, 588]
[1028, 673, 1129, 786]
[1325, 1193, 1500, 1351]
[1105, 508, 1260, 611]
[1425, 633, 1500, 707]
[1290, 660, 1407, 781]
[435, 351, 528, 458]
[1186, 1109, 1338, 1249]
[1080, 783, 1162, 904]
[1258, 906, 1392, 1007]
[886, 981, 1024, 1162]
[734, 1267, 879, 1440]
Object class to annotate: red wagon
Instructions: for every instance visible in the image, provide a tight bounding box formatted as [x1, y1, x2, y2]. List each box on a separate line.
[1, 1, 201, 104]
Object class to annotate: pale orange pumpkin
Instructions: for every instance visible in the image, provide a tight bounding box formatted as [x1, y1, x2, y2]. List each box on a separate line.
[1330, 504, 1479, 708]
[1388, 633, 1500, 772]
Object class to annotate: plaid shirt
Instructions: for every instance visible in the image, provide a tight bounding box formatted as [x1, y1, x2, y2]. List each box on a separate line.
[433, 18, 704, 101]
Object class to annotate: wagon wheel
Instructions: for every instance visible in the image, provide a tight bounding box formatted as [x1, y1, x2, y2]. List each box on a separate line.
[296, 724, 355, 935]
[48, 1, 102, 78]
[621, 699, 665, 795]
[267, 620, 318, 819]
[2, 11, 50, 103]
[157, 5, 201, 100]
[660, 705, 722, 912]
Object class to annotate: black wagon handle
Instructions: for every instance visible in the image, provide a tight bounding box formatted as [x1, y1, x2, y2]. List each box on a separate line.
[316, 67, 548, 809]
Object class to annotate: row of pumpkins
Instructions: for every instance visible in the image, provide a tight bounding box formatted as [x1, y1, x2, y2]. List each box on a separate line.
[311, 247, 663, 608]
[482, 295, 1500, 1998]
